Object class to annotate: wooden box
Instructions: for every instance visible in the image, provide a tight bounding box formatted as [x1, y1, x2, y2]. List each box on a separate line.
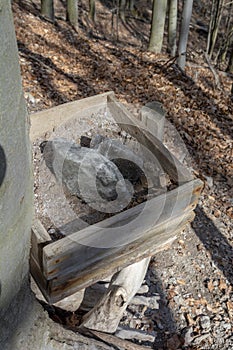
[30, 92, 203, 304]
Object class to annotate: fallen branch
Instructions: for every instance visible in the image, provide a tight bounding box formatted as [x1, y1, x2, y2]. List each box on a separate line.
[204, 52, 221, 89]
[115, 326, 156, 342]
[89, 329, 153, 350]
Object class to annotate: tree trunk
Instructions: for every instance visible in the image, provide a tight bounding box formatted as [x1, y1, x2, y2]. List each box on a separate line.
[120, 0, 127, 22]
[89, 0, 96, 22]
[148, 0, 168, 53]
[128, 0, 135, 12]
[218, 2, 233, 65]
[67, 0, 78, 30]
[177, 0, 193, 70]
[168, 0, 177, 56]
[227, 46, 233, 73]
[41, 0, 54, 21]
[206, 0, 224, 60]
[0, 0, 34, 348]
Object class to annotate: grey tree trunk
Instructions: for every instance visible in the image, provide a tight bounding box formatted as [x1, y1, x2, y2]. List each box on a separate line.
[120, 0, 127, 22]
[218, 2, 233, 65]
[168, 0, 177, 56]
[177, 0, 193, 70]
[206, 0, 224, 60]
[0, 0, 34, 348]
[67, 0, 78, 30]
[41, 0, 54, 21]
[89, 0, 96, 21]
[128, 0, 135, 12]
[148, 0, 168, 53]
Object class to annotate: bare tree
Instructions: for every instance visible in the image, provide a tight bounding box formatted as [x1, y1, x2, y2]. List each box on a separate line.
[148, 0, 168, 53]
[168, 0, 177, 56]
[41, 0, 54, 21]
[67, 0, 78, 30]
[227, 46, 233, 73]
[206, 0, 224, 60]
[89, 0, 96, 22]
[119, 0, 127, 22]
[177, 0, 193, 70]
[217, 1, 233, 65]
[128, 0, 135, 13]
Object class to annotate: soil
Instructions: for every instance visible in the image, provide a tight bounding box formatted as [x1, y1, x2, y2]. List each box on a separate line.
[13, 0, 233, 349]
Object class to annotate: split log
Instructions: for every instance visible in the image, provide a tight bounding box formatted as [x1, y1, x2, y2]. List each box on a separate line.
[81, 257, 151, 332]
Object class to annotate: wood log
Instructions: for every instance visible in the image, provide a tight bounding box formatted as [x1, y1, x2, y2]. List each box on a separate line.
[80, 257, 151, 332]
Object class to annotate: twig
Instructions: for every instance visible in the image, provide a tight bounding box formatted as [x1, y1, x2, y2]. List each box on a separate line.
[204, 52, 221, 89]
[88, 329, 153, 350]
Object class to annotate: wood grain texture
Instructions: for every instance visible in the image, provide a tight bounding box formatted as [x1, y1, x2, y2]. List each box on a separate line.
[31, 219, 52, 267]
[45, 211, 194, 303]
[80, 257, 151, 332]
[42, 179, 202, 281]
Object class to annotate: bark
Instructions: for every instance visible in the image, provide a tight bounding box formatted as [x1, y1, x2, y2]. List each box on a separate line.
[0, 0, 34, 348]
[67, 0, 78, 30]
[168, 0, 177, 56]
[148, 0, 168, 53]
[89, 0, 96, 21]
[120, 0, 127, 22]
[227, 46, 233, 73]
[218, 2, 233, 64]
[206, 0, 224, 60]
[41, 0, 54, 21]
[128, 0, 135, 12]
[177, 0, 193, 70]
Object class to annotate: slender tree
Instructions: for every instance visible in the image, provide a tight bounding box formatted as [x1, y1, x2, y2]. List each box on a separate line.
[128, 0, 135, 13]
[120, 0, 127, 22]
[217, 2, 233, 65]
[177, 0, 193, 70]
[227, 46, 233, 73]
[89, 0, 96, 22]
[67, 0, 78, 30]
[41, 0, 54, 21]
[206, 0, 224, 60]
[148, 0, 168, 53]
[168, 0, 177, 56]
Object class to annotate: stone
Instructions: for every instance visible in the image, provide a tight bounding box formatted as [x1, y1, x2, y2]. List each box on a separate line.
[199, 315, 211, 330]
[43, 138, 132, 213]
[90, 136, 144, 184]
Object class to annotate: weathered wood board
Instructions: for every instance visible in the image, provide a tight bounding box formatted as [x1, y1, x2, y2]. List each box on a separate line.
[29, 92, 203, 304]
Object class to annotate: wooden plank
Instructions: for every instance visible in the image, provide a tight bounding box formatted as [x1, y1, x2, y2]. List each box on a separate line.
[30, 255, 50, 301]
[140, 101, 165, 141]
[31, 219, 52, 267]
[42, 178, 202, 281]
[46, 211, 194, 303]
[30, 91, 114, 141]
[107, 94, 193, 184]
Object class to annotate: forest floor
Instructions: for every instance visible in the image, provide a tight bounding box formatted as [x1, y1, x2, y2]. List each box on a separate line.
[12, 0, 233, 349]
